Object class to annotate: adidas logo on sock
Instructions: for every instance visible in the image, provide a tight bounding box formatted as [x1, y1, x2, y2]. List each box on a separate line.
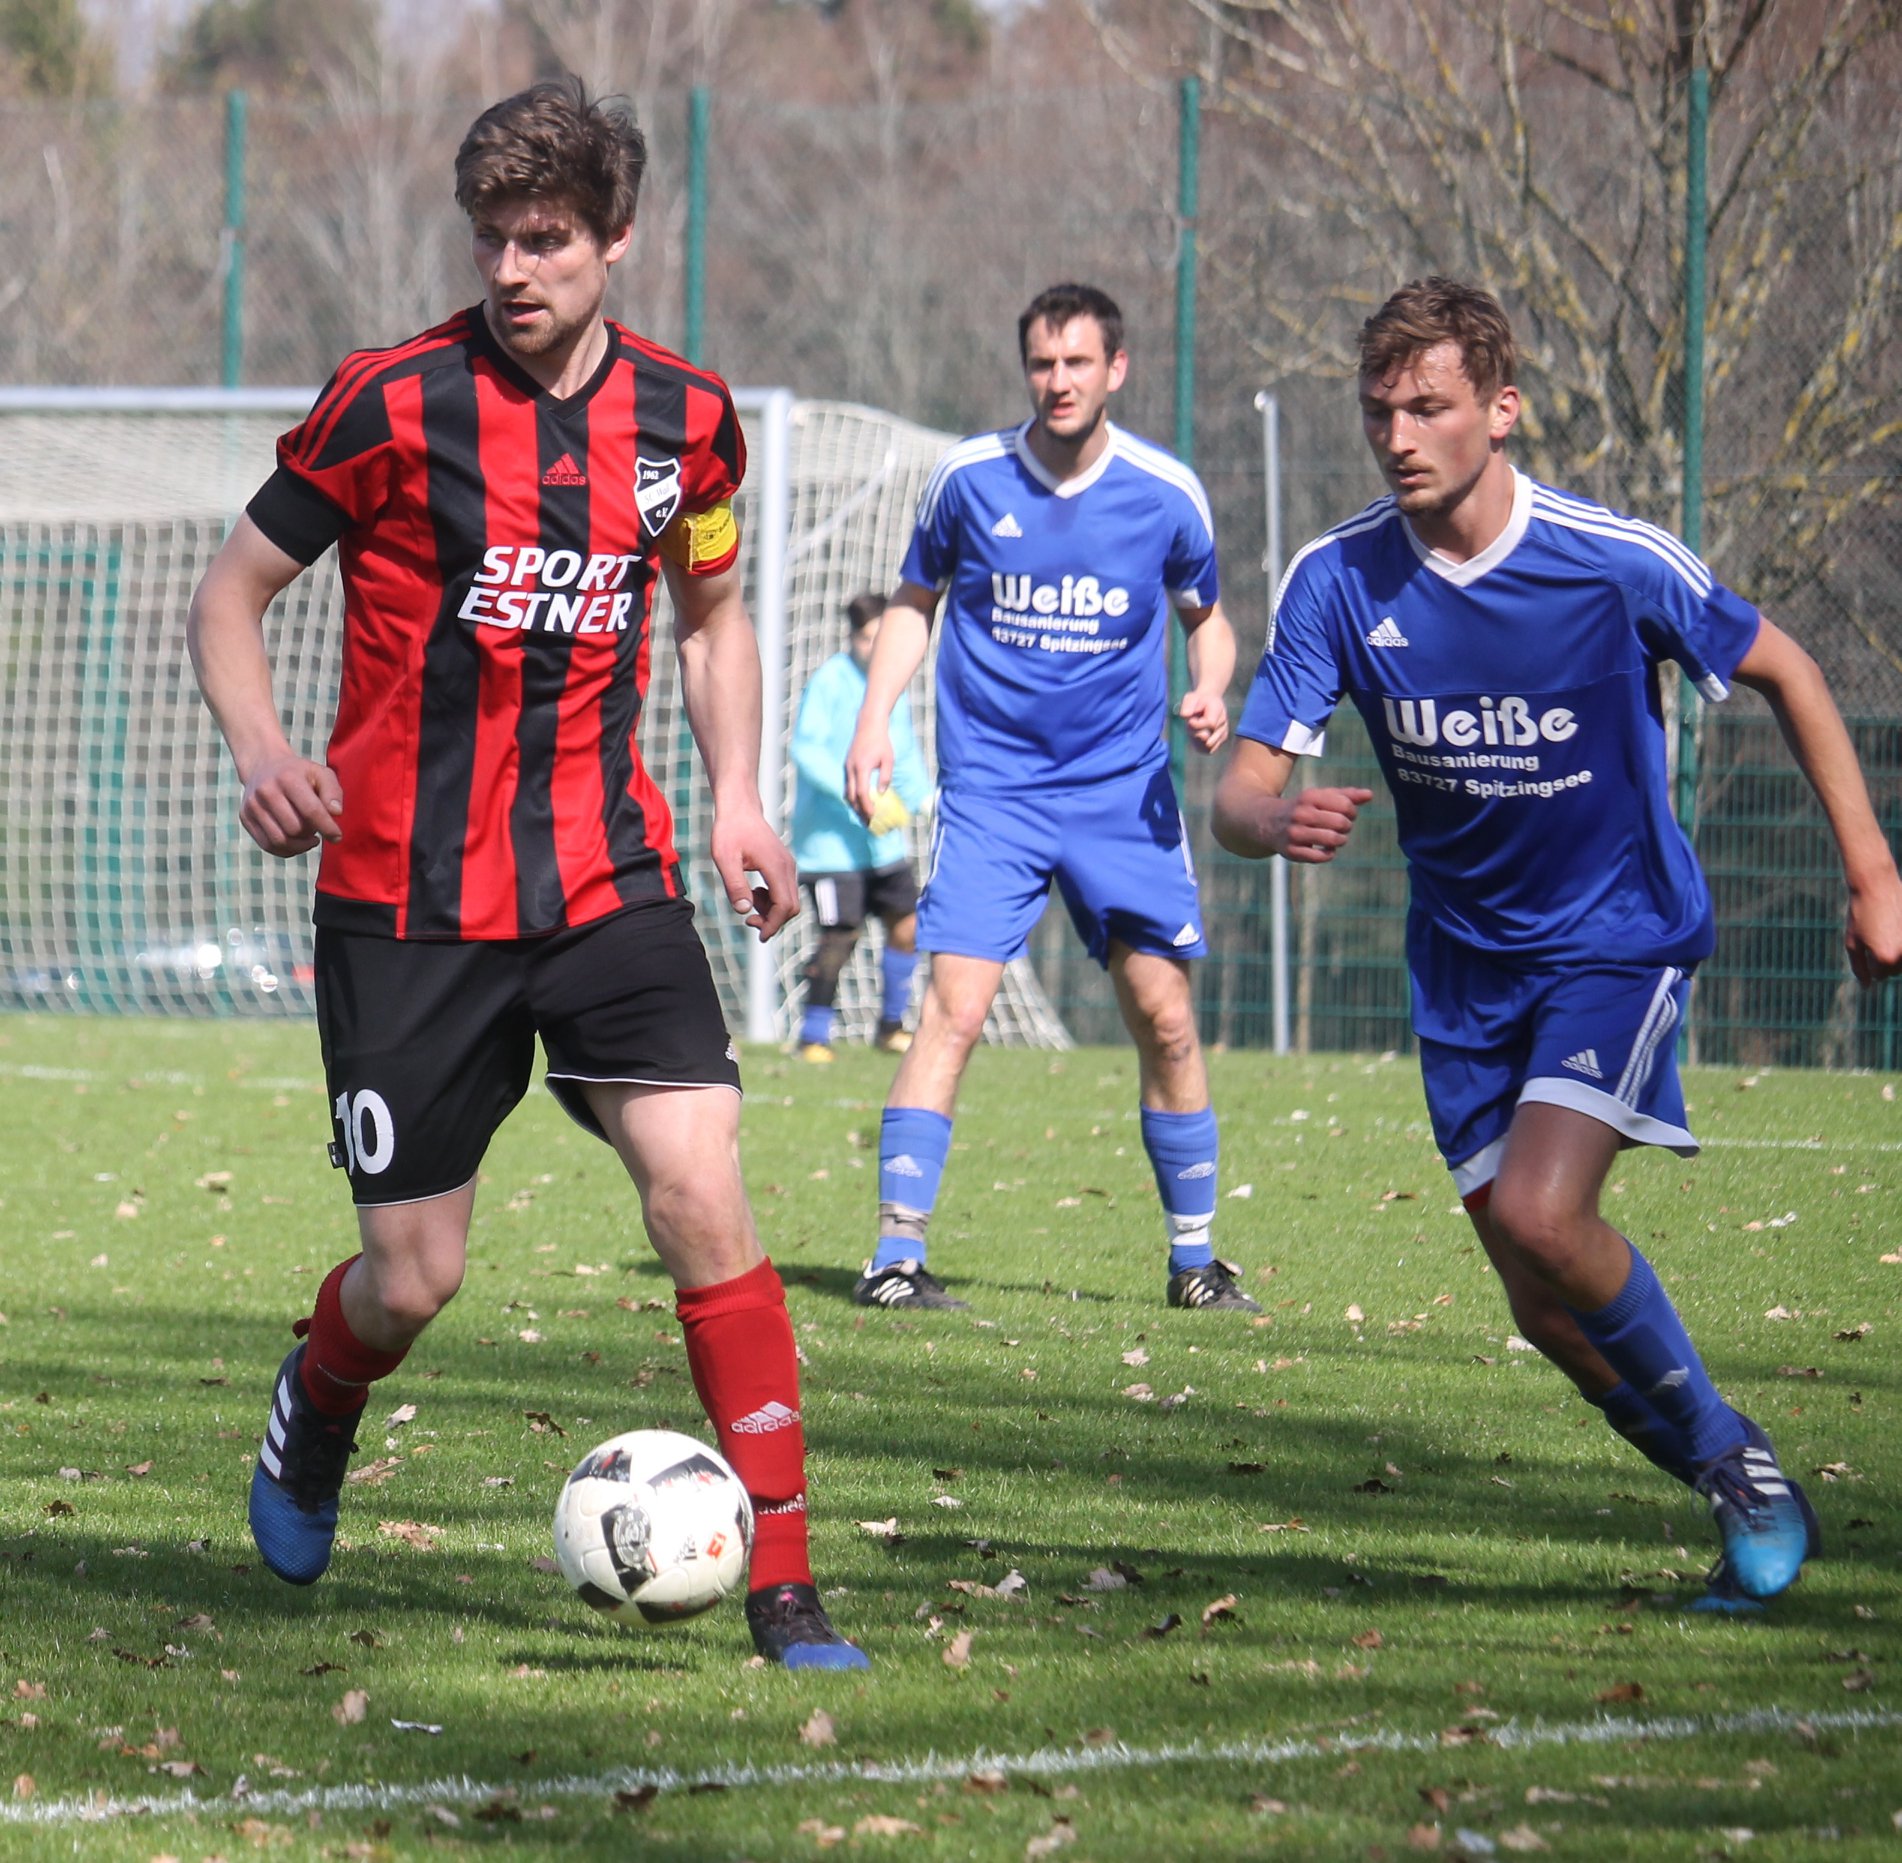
[541, 452, 587, 486]
[991, 512, 1024, 538]
[1176, 1161, 1216, 1181]
[1562, 1048, 1604, 1078]
[732, 1400, 801, 1435]
[1365, 616, 1409, 647]
[886, 1154, 925, 1178]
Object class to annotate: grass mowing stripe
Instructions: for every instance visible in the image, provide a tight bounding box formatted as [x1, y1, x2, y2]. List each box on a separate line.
[6, 1707, 1899, 1830]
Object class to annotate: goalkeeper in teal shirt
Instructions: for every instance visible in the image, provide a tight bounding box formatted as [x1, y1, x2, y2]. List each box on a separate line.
[789, 593, 932, 1060]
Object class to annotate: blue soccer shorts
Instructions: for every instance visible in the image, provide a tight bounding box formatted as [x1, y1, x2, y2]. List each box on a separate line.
[1412, 933, 1699, 1198]
[916, 763, 1207, 967]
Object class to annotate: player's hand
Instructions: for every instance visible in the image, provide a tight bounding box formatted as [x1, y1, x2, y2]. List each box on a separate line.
[1179, 689, 1229, 754]
[1845, 870, 1902, 987]
[865, 788, 911, 838]
[1282, 786, 1374, 864]
[239, 752, 343, 858]
[710, 806, 800, 942]
[844, 722, 895, 822]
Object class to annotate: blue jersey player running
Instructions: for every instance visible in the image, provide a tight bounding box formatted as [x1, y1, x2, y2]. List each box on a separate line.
[843, 283, 1248, 1314]
[1214, 276, 1902, 1606]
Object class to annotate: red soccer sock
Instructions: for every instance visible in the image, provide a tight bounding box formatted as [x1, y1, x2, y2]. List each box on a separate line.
[676, 1257, 813, 1592]
[296, 1256, 410, 1417]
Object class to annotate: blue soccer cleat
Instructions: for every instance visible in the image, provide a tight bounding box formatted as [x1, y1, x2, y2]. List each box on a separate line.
[248, 1344, 360, 1586]
[1691, 1415, 1821, 1612]
[1692, 1418, 1815, 1602]
[745, 1582, 871, 1671]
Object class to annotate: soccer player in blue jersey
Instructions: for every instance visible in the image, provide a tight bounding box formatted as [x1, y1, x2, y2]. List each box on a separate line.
[1214, 276, 1902, 1604]
[789, 592, 930, 1061]
[843, 282, 1250, 1313]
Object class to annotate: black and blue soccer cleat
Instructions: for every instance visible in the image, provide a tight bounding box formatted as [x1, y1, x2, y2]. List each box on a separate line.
[1166, 1258, 1262, 1312]
[248, 1344, 360, 1585]
[1690, 1417, 1817, 1606]
[745, 1581, 871, 1671]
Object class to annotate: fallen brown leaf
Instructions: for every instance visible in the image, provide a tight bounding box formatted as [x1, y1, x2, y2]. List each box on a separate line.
[855, 1815, 923, 1838]
[796, 1818, 845, 1847]
[1201, 1594, 1240, 1629]
[943, 1630, 974, 1670]
[333, 1689, 369, 1726]
[800, 1709, 837, 1748]
[1596, 1682, 1645, 1704]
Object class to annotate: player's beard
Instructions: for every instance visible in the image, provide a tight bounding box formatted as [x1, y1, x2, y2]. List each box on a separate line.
[490, 296, 591, 363]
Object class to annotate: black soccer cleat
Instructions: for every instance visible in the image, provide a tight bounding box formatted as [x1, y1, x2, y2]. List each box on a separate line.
[745, 1581, 871, 1670]
[1166, 1258, 1262, 1312]
[247, 1343, 360, 1585]
[852, 1259, 970, 1310]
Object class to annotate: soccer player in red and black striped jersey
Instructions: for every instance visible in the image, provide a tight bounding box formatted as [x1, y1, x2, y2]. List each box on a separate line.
[188, 76, 868, 1669]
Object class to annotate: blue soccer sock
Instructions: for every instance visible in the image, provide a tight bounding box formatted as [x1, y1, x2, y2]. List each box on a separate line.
[1568, 1243, 1746, 1467]
[873, 1107, 953, 1273]
[800, 1005, 834, 1047]
[1140, 1105, 1219, 1276]
[879, 948, 919, 1028]
[1587, 1379, 1698, 1486]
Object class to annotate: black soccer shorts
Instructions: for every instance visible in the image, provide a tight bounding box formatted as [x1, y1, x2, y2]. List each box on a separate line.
[800, 860, 920, 933]
[313, 898, 741, 1207]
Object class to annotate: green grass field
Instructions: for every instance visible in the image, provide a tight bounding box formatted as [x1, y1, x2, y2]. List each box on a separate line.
[0, 1011, 1897, 1860]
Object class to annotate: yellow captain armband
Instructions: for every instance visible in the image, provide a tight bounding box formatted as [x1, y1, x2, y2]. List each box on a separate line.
[657, 499, 739, 571]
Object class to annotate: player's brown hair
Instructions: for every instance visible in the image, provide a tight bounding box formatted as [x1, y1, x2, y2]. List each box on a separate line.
[1359, 276, 1516, 402]
[1018, 283, 1125, 366]
[454, 76, 646, 246]
[845, 592, 886, 634]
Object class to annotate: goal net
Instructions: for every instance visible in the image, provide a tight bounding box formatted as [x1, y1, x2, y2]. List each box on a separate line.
[0, 388, 1068, 1049]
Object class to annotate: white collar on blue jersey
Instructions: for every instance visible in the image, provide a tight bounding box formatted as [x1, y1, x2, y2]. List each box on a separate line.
[1403, 465, 1533, 587]
[1011, 418, 1121, 498]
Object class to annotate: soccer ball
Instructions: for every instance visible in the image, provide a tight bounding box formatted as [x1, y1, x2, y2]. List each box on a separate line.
[552, 1429, 754, 1624]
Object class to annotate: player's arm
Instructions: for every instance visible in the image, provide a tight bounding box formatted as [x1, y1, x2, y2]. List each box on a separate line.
[1732, 616, 1902, 986]
[1177, 599, 1236, 753]
[187, 514, 343, 859]
[1211, 739, 1374, 864]
[667, 558, 798, 941]
[844, 581, 937, 820]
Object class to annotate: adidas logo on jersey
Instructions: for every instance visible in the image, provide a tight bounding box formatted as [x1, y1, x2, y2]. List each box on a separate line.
[731, 1400, 801, 1435]
[541, 452, 587, 486]
[1366, 616, 1409, 648]
[1561, 1048, 1604, 1079]
[992, 512, 1024, 538]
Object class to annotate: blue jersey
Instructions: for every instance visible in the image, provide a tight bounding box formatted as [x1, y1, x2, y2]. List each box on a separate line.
[902, 420, 1219, 791]
[1238, 470, 1762, 970]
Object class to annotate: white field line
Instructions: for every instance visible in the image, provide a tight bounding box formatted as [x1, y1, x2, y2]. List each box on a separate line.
[4, 1707, 1899, 1829]
[0, 1061, 319, 1092]
[1699, 1136, 1902, 1153]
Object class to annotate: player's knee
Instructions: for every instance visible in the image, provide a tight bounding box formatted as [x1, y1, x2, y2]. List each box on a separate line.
[802, 928, 859, 1003]
[374, 1259, 464, 1336]
[1487, 1181, 1588, 1280]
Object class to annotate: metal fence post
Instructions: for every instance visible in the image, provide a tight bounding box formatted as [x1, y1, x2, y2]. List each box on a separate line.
[221, 89, 247, 388]
[685, 86, 710, 366]
[1169, 73, 1199, 785]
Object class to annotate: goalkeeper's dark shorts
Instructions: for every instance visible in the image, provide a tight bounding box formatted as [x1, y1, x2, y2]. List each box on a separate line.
[799, 860, 920, 932]
[312, 898, 740, 1207]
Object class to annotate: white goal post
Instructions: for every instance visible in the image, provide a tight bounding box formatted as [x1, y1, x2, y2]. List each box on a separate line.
[0, 386, 1069, 1049]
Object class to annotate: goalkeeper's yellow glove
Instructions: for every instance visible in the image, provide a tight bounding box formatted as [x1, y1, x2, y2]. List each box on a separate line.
[866, 788, 912, 838]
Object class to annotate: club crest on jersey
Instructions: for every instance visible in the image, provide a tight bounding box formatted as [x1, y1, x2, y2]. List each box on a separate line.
[634, 455, 683, 537]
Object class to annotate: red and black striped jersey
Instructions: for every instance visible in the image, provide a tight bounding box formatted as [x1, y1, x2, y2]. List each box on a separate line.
[247, 307, 745, 941]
